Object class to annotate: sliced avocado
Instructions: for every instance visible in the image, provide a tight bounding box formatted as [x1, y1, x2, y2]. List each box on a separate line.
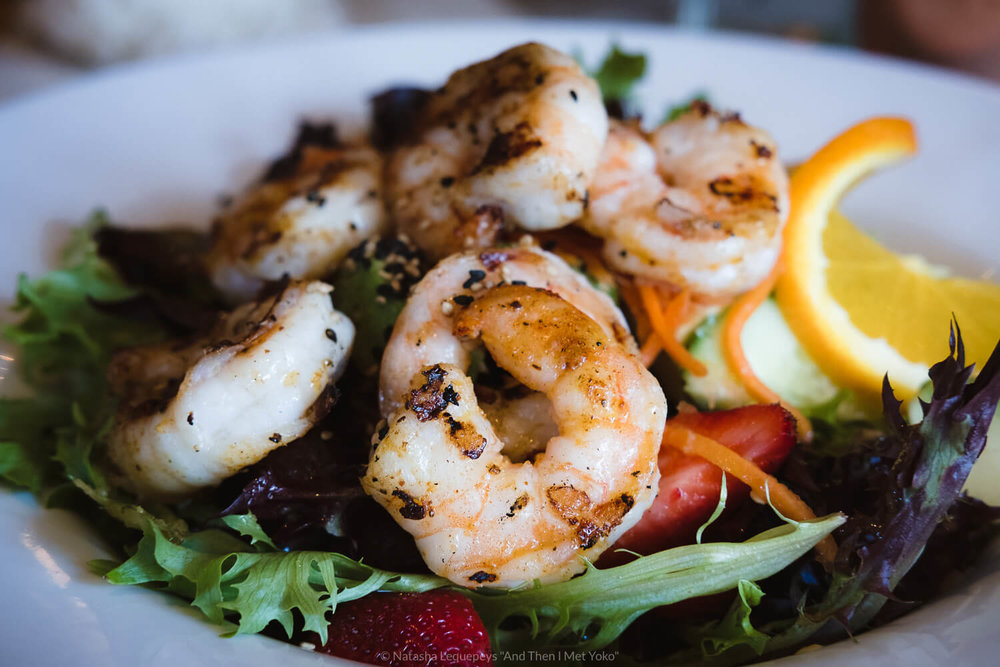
[684, 298, 865, 418]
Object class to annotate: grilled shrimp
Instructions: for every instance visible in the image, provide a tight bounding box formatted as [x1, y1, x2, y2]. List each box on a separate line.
[583, 103, 789, 299]
[207, 145, 386, 302]
[107, 280, 354, 500]
[363, 286, 666, 587]
[386, 42, 608, 260]
[378, 245, 635, 418]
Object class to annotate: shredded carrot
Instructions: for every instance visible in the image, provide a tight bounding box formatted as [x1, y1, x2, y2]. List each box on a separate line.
[637, 284, 707, 376]
[722, 257, 783, 401]
[662, 423, 838, 565]
[721, 257, 814, 441]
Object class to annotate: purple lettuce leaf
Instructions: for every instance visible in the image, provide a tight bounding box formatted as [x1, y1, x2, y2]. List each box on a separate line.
[658, 325, 1000, 664]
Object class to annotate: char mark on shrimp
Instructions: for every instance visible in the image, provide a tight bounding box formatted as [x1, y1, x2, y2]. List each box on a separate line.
[547, 485, 636, 549]
[469, 571, 498, 584]
[392, 489, 429, 520]
[506, 493, 530, 518]
[407, 364, 449, 421]
[750, 139, 773, 159]
[690, 98, 712, 117]
[473, 122, 544, 173]
[262, 121, 340, 183]
[707, 175, 779, 210]
[443, 412, 487, 459]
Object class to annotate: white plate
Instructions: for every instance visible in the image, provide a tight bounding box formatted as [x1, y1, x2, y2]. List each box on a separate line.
[1, 20, 999, 667]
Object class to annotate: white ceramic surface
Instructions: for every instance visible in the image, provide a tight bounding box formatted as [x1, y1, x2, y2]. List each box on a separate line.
[1, 20, 998, 667]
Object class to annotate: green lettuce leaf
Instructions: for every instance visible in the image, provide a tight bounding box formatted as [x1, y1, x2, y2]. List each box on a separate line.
[686, 580, 769, 657]
[4, 213, 161, 395]
[472, 514, 842, 652]
[0, 396, 66, 492]
[590, 44, 647, 107]
[0, 211, 169, 498]
[219, 513, 279, 551]
[99, 511, 841, 651]
[103, 515, 445, 644]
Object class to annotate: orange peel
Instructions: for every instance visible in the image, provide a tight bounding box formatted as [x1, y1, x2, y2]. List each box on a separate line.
[775, 117, 922, 406]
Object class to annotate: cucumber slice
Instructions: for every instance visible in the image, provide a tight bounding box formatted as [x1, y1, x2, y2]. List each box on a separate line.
[684, 299, 864, 418]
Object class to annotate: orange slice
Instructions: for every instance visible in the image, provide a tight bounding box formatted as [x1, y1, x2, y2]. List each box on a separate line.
[776, 117, 1000, 406]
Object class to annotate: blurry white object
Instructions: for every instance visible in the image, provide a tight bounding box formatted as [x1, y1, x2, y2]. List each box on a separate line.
[16, 0, 345, 64]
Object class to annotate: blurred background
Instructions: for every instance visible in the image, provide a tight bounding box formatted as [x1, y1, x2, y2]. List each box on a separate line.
[1, 0, 999, 101]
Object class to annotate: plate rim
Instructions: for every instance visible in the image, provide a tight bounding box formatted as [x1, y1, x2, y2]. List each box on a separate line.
[0, 18, 998, 667]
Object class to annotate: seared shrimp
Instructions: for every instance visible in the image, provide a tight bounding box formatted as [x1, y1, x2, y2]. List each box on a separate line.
[207, 145, 386, 302]
[378, 245, 635, 418]
[363, 286, 666, 587]
[386, 42, 608, 260]
[583, 104, 789, 299]
[107, 280, 354, 500]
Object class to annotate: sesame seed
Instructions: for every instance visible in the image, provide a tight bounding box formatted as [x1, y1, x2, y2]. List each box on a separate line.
[463, 269, 486, 289]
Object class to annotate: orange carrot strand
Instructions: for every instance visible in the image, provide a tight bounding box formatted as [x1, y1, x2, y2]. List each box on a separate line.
[638, 285, 708, 377]
[662, 423, 837, 564]
[722, 258, 813, 441]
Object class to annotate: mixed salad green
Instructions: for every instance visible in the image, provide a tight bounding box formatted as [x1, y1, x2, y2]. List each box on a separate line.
[1, 47, 999, 665]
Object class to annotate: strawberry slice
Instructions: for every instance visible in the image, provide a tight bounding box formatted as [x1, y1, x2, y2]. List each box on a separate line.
[314, 590, 493, 666]
[599, 404, 797, 567]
